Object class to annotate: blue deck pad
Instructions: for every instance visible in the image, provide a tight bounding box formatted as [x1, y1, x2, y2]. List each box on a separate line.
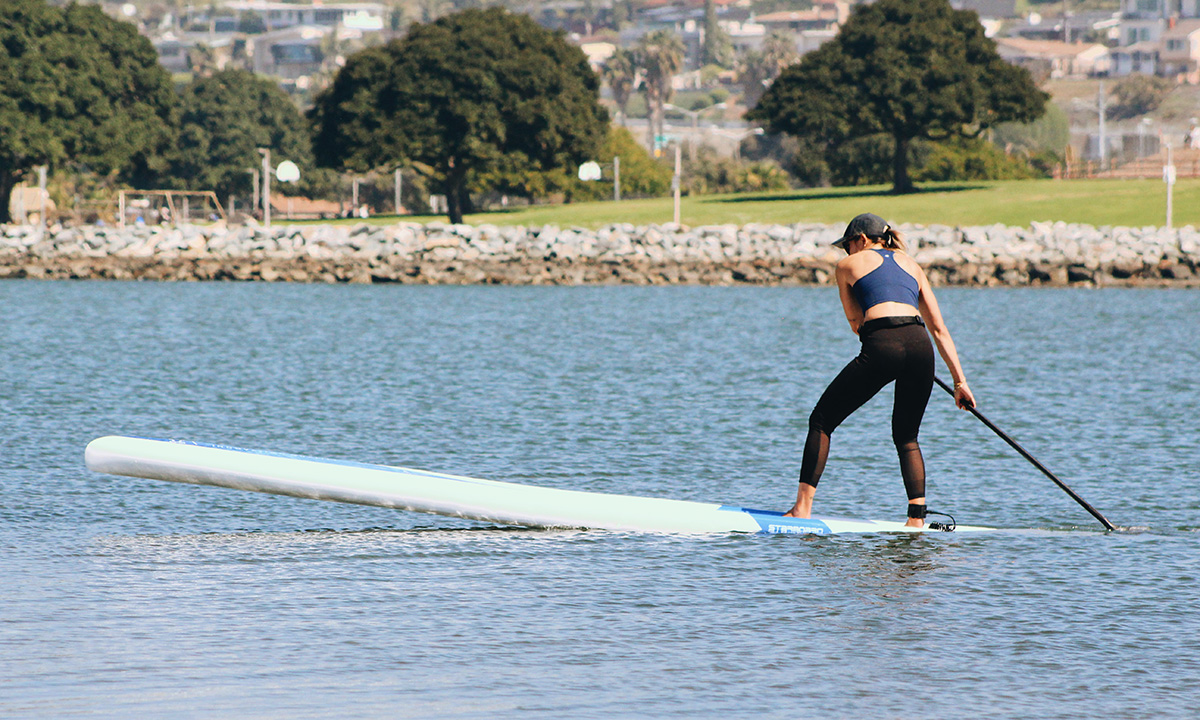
[721, 507, 835, 535]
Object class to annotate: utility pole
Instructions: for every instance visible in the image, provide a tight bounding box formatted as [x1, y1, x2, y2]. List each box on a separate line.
[1164, 144, 1175, 231]
[672, 144, 682, 226]
[258, 148, 271, 226]
[37, 165, 48, 236]
[613, 156, 621, 203]
[394, 168, 403, 215]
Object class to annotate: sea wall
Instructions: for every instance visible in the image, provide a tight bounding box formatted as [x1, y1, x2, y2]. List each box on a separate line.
[2, 221, 1197, 286]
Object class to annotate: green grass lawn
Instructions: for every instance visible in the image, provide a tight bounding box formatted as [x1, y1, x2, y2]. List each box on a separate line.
[332, 178, 1200, 230]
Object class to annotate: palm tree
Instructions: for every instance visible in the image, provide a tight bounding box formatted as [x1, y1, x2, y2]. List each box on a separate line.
[601, 48, 638, 126]
[737, 31, 798, 109]
[636, 30, 685, 153]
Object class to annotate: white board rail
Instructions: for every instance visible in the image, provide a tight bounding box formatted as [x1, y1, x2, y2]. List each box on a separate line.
[84, 436, 995, 536]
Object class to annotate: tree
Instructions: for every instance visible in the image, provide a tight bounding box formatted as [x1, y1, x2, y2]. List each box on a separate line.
[913, 136, 1037, 182]
[0, 0, 177, 222]
[683, 147, 791, 195]
[635, 30, 685, 155]
[166, 69, 336, 203]
[748, 0, 1047, 193]
[308, 8, 608, 223]
[237, 10, 267, 34]
[1109, 74, 1174, 121]
[701, 0, 734, 68]
[736, 31, 798, 109]
[601, 48, 638, 125]
[993, 102, 1069, 157]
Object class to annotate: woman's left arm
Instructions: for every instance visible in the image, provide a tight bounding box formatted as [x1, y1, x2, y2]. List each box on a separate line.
[915, 266, 976, 409]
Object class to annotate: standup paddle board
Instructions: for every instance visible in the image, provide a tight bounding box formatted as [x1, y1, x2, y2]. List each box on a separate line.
[84, 436, 995, 535]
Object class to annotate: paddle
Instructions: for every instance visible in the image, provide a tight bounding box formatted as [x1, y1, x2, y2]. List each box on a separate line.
[934, 375, 1116, 531]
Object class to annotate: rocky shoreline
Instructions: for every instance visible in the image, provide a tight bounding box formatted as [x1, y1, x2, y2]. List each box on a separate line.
[2, 221, 1197, 286]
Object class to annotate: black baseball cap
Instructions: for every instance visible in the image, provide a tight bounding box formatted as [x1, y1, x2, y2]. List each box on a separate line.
[834, 213, 890, 249]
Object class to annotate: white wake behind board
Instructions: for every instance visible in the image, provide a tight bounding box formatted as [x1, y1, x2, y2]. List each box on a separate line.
[84, 436, 995, 536]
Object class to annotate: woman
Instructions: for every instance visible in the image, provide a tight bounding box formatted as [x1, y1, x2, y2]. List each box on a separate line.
[784, 213, 976, 528]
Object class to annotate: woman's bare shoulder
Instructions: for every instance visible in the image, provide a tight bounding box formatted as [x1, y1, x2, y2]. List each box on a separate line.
[838, 250, 881, 279]
[892, 250, 926, 277]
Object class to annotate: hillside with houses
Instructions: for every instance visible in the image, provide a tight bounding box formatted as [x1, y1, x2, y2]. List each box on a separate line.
[82, 0, 1199, 169]
[2, 0, 1180, 194]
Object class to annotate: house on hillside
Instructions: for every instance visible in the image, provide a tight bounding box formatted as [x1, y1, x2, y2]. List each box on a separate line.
[250, 25, 329, 79]
[221, 1, 385, 32]
[153, 31, 241, 74]
[951, 0, 1017, 36]
[724, 19, 766, 54]
[753, 3, 846, 34]
[752, 1, 847, 55]
[1007, 11, 1122, 43]
[1110, 40, 1161, 75]
[995, 37, 1111, 79]
[1118, 0, 1171, 47]
[951, 0, 1017, 17]
[1161, 19, 1200, 83]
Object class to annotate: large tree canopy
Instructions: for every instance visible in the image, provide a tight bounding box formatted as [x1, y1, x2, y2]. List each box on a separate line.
[0, 0, 177, 222]
[308, 8, 608, 223]
[748, 0, 1047, 193]
[167, 69, 331, 203]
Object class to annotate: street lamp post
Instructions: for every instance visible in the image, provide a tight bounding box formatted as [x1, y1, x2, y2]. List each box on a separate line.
[578, 158, 622, 202]
[663, 103, 700, 162]
[255, 150, 301, 225]
[713, 127, 765, 162]
[663, 102, 727, 162]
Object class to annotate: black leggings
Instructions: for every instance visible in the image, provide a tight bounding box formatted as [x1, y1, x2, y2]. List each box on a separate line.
[799, 318, 934, 500]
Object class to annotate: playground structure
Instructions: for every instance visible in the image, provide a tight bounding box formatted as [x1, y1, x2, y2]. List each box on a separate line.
[117, 190, 226, 228]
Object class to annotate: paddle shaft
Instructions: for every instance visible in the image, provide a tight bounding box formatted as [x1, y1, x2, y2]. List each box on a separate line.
[934, 376, 1116, 531]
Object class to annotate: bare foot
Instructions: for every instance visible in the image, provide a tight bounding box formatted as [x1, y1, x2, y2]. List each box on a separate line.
[783, 484, 816, 518]
[904, 518, 924, 528]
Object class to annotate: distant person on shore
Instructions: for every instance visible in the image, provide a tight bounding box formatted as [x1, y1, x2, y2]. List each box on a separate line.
[783, 213, 976, 528]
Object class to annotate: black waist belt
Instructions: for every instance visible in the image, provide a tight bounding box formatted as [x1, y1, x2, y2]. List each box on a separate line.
[859, 315, 924, 336]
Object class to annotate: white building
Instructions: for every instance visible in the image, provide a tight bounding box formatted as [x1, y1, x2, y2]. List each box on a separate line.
[1160, 19, 1200, 83]
[222, 1, 385, 32]
[995, 38, 1112, 79]
[1118, 0, 1170, 47]
[250, 25, 331, 79]
[1110, 40, 1161, 75]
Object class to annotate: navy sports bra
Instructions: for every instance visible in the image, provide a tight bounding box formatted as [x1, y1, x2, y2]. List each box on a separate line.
[851, 249, 920, 311]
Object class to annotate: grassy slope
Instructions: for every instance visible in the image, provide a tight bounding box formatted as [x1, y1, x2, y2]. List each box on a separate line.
[351, 179, 1200, 230]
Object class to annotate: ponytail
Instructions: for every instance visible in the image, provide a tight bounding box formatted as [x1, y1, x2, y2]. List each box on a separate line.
[879, 227, 906, 252]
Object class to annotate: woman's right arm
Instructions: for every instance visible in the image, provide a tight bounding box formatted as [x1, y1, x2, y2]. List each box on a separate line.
[915, 269, 976, 410]
[835, 261, 864, 335]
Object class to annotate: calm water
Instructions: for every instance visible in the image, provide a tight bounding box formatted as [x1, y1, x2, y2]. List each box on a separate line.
[2, 281, 1198, 719]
